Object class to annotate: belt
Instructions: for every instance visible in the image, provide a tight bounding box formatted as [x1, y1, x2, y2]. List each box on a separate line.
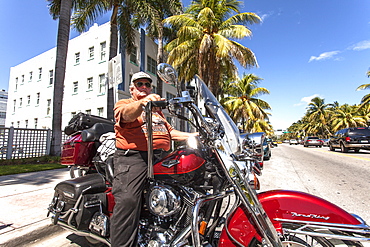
[117, 148, 165, 155]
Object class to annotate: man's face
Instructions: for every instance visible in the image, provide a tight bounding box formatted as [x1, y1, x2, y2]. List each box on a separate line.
[131, 79, 152, 100]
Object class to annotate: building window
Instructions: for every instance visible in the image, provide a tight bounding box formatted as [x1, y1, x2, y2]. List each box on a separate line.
[17, 121, 20, 128]
[25, 120, 28, 128]
[46, 99, 51, 115]
[130, 47, 137, 64]
[13, 100, 16, 112]
[38, 68, 42, 80]
[75, 52, 80, 64]
[73, 81, 78, 93]
[99, 74, 106, 94]
[87, 77, 93, 91]
[27, 95, 31, 105]
[34, 118, 38, 129]
[36, 92, 40, 105]
[49, 70, 54, 85]
[21, 75, 24, 84]
[19, 98, 23, 107]
[97, 107, 104, 117]
[0, 112, 5, 119]
[89, 46, 94, 59]
[147, 56, 156, 74]
[15, 77, 18, 90]
[100, 42, 106, 61]
[29, 71, 33, 82]
[86, 109, 91, 115]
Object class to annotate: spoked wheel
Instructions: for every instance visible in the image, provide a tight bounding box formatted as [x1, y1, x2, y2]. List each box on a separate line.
[282, 234, 331, 247]
[281, 225, 363, 247]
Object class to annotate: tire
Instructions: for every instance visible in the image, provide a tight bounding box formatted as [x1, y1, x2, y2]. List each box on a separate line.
[354, 148, 360, 153]
[84, 236, 107, 247]
[280, 225, 362, 247]
[340, 143, 349, 153]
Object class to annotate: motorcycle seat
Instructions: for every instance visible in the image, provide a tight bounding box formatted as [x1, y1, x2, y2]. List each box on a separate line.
[82, 123, 114, 142]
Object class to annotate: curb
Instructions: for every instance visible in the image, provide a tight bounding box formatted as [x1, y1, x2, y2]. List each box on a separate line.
[0, 219, 64, 247]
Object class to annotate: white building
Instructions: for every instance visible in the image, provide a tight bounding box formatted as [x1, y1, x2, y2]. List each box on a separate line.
[6, 22, 177, 130]
[0, 90, 7, 127]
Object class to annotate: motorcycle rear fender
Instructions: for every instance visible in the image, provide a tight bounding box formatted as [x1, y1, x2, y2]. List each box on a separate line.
[219, 190, 362, 246]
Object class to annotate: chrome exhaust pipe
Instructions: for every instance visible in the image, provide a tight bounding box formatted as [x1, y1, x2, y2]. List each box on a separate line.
[51, 216, 111, 246]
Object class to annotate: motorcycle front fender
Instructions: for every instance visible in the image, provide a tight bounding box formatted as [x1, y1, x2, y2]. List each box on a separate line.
[219, 190, 362, 246]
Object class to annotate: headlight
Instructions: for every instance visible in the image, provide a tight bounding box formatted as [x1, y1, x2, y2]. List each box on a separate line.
[187, 135, 199, 149]
[147, 185, 181, 217]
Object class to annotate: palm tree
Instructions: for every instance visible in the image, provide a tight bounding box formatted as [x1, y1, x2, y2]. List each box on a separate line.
[331, 104, 367, 132]
[72, 0, 131, 120]
[222, 74, 271, 133]
[48, 0, 75, 156]
[164, 0, 260, 97]
[355, 69, 370, 109]
[305, 97, 332, 137]
[131, 0, 182, 96]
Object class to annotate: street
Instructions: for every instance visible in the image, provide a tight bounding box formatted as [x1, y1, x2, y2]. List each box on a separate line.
[260, 143, 370, 224]
[30, 144, 370, 246]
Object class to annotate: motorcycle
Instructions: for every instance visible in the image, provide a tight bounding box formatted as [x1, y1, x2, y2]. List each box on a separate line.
[48, 63, 370, 247]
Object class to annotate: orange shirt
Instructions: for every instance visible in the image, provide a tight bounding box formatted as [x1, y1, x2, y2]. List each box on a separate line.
[114, 98, 173, 151]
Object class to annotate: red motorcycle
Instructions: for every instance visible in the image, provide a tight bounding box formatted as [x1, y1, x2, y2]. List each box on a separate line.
[48, 63, 370, 246]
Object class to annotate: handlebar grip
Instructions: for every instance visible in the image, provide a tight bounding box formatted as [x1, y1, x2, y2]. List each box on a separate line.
[151, 100, 168, 108]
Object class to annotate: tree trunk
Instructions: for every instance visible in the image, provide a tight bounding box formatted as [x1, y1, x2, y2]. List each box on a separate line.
[106, 4, 119, 120]
[50, 0, 72, 156]
[156, 26, 164, 97]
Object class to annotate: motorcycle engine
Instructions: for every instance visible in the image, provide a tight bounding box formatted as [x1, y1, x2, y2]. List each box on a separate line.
[147, 184, 181, 217]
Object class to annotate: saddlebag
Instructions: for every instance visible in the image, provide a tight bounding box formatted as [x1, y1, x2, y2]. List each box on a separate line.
[51, 174, 107, 230]
[64, 112, 114, 136]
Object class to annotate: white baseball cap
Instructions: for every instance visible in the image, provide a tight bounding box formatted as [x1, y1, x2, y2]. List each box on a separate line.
[131, 71, 152, 83]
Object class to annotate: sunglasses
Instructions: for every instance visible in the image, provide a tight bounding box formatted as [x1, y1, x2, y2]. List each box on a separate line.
[135, 81, 152, 88]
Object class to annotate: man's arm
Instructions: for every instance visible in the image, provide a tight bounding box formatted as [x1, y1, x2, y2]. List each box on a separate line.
[170, 129, 198, 141]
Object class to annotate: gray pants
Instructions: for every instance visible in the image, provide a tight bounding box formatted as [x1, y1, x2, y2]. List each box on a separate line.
[110, 149, 148, 247]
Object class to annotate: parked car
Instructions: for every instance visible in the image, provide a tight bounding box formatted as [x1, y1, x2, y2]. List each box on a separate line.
[272, 140, 278, 147]
[289, 139, 299, 145]
[320, 138, 329, 146]
[329, 127, 370, 153]
[303, 136, 323, 147]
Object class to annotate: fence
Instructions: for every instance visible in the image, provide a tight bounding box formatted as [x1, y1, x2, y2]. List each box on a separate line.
[0, 127, 68, 160]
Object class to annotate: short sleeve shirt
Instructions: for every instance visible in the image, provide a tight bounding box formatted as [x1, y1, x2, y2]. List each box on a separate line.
[114, 98, 174, 151]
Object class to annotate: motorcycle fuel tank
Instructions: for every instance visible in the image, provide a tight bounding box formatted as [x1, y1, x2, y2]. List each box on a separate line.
[153, 149, 206, 185]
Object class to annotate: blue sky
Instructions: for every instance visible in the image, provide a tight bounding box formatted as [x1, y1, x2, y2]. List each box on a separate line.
[1, 0, 369, 130]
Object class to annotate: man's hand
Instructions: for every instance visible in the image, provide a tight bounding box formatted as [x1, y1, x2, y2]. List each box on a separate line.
[139, 94, 165, 107]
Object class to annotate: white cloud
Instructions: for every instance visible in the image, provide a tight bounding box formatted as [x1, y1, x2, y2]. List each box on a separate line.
[350, 40, 370, 51]
[308, 51, 340, 62]
[294, 94, 321, 106]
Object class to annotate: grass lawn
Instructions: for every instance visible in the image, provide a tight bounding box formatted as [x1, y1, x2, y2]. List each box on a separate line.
[0, 156, 66, 176]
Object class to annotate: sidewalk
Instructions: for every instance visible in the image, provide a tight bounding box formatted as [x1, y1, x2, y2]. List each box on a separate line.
[0, 168, 71, 246]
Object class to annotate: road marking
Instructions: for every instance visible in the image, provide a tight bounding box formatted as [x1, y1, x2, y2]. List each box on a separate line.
[315, 148, 370, 161]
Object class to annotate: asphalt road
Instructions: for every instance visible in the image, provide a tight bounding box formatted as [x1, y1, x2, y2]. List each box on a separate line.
[260, 143, 370, 224]
[31, 144, 370, 246]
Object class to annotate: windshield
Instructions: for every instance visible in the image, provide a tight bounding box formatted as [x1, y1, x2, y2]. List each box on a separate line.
[349, 128, 370, 136]
[192, 75, 241, 154]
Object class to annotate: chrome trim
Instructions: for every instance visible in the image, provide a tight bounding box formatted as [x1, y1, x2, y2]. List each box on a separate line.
[51, 218, 111, 246]
[191, 189, 234, 246]
[275, 218, 370, 242]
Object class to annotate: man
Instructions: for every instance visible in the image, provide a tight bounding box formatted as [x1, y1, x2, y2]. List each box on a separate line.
[111, 71, 196, 247]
